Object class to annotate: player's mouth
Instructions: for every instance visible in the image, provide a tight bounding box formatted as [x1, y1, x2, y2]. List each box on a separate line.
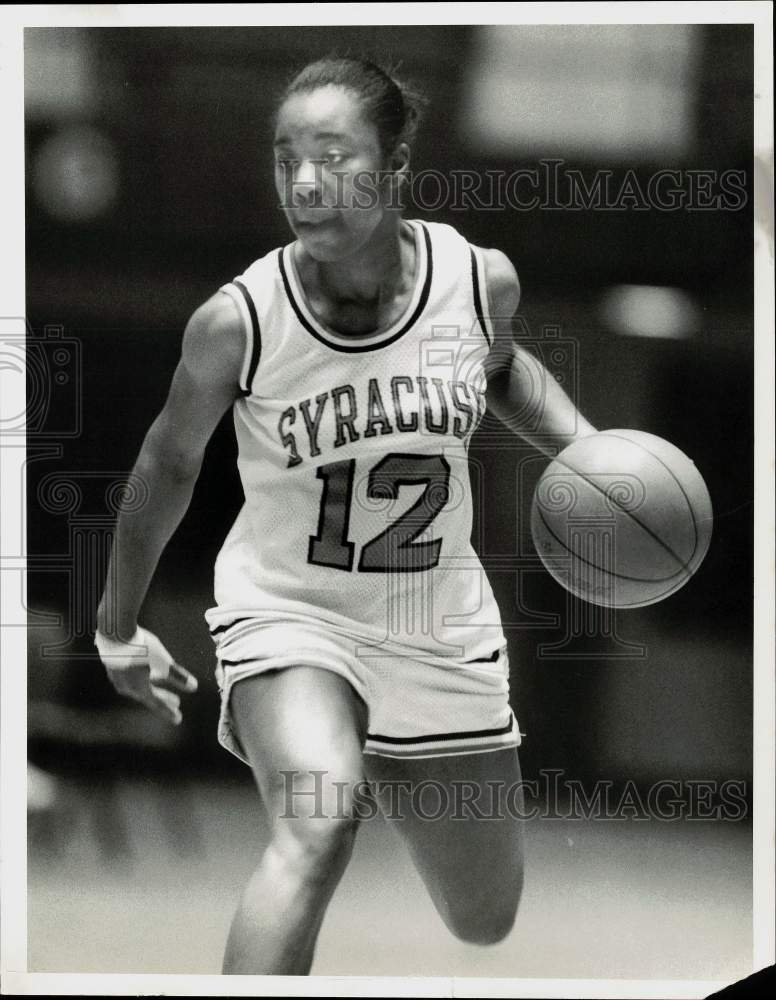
[293, 214, 337, 230]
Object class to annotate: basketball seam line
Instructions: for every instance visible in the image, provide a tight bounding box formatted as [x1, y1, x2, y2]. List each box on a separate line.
[548, 443, 696, 576]
[592, 431, 701, 561]
[535, 504, 689, 586]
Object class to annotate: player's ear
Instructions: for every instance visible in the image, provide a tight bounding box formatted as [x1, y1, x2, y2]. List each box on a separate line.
[385, 142, 410, 207]
[390, 142, 410, 180]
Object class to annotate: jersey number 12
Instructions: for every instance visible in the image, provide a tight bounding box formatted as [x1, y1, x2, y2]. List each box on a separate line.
[307, 453, 451, 573]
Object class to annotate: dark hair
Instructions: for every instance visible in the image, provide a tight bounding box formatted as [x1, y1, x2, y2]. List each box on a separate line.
[277, 56, 426, 159]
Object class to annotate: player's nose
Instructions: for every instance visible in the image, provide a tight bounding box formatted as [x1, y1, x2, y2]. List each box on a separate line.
[290, 159, 324, 206]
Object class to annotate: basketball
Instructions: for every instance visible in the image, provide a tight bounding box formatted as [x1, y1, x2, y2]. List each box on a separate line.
[531, 429, 713, 608]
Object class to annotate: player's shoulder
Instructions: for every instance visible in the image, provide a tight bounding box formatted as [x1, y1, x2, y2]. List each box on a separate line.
[181, 290, 245, 386]
[417, 218, 476, 254]
[235, 243, 284, 284]
[417, 218, 461, 237]
[472, 245, 521, 316]
[182, 244, 285, 387]
[423, 218, 521, 315]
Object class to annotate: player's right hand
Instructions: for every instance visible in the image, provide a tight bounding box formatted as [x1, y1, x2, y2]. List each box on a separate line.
[95, 625, 198, 725]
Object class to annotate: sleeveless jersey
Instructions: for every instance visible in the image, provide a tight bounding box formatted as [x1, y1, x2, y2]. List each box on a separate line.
[204, 219, 506, 662]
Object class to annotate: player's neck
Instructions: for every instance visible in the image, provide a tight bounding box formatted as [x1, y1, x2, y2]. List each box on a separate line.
[312, 215, 413, 306]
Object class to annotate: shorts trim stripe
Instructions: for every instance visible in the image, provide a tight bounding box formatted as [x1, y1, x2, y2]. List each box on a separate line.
[367, 716, 514, 745]
[364, 715, 520, 759]
[220, 657, 270, 667]
[210, 620, 271, 646]
[362, 741, 517, 759]
[209, 617, 253, 638]
[466, 647, 501, 663]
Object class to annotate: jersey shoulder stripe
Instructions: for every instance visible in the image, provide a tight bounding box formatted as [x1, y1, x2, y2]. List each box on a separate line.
[219, 248, 280, 394]
[468, 244, 495, 348]
[232, 279, 261, 395]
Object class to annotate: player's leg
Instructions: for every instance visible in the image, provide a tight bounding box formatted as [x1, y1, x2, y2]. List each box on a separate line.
[222, 666, 368, 975]
[364, 747, 524, 945]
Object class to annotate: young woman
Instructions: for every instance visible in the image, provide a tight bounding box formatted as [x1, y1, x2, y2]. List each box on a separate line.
[95, 57, 596, 975]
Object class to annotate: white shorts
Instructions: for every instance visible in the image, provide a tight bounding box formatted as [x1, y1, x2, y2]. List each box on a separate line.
[208, 617, 521, 763]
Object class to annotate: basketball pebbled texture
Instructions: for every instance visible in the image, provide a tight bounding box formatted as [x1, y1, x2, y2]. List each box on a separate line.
[531, 429, 714, 608]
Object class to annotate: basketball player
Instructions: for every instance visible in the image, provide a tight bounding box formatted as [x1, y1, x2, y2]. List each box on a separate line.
[95, 58, 596, 974]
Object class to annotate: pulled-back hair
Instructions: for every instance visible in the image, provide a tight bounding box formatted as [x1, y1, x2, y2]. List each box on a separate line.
[277, 56, 426, 158]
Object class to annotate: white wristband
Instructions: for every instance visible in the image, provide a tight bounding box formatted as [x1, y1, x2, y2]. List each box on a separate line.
[94, 626, 173, 679]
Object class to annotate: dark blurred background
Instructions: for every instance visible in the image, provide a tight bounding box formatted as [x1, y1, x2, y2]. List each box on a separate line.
[24, 24, 754, 977]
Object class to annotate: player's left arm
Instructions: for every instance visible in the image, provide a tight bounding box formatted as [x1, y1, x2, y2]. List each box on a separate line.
[479, 246, 597, 457]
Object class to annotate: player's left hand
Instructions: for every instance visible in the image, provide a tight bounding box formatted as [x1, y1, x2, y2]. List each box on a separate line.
[95, 625, 198, 725]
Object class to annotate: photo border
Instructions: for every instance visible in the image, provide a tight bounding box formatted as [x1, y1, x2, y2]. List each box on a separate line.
[2, 3, 773, 996]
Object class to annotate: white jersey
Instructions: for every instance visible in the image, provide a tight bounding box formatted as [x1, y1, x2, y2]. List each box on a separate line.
[204, 219, 506, 662]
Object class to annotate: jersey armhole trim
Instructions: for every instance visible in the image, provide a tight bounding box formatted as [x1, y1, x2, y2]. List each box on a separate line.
[469, 245, 495, 348]
[220, 280, 262, 395]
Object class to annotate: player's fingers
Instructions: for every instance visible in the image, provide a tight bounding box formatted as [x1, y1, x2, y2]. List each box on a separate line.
[151, 661, 198, 694]
[105, 664, 181, 724]
[105, 664, 145, 697]
[106, 662, 151, 697]
[108, 670, 181, 725]
[145, 686, 183, 726]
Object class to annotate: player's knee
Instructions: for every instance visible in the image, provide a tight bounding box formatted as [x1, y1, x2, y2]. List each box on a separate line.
[273, 810, 360, 885]
[263, 755, 364, 818]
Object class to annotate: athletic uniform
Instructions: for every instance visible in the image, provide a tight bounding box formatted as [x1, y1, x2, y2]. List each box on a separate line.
[205, 219, 521, 761]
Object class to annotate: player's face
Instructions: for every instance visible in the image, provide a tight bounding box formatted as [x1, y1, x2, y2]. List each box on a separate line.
[274, 85, 393, 261]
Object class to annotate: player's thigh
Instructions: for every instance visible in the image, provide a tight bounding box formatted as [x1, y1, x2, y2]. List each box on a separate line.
[364, 747, 524, 941]
[230, 666, 369, 827]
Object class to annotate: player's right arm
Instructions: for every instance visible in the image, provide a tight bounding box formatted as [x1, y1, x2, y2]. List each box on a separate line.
[95, 291, 244, 720]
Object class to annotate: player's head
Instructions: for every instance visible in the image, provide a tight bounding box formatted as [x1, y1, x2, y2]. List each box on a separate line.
[273, 56, 424, 260]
